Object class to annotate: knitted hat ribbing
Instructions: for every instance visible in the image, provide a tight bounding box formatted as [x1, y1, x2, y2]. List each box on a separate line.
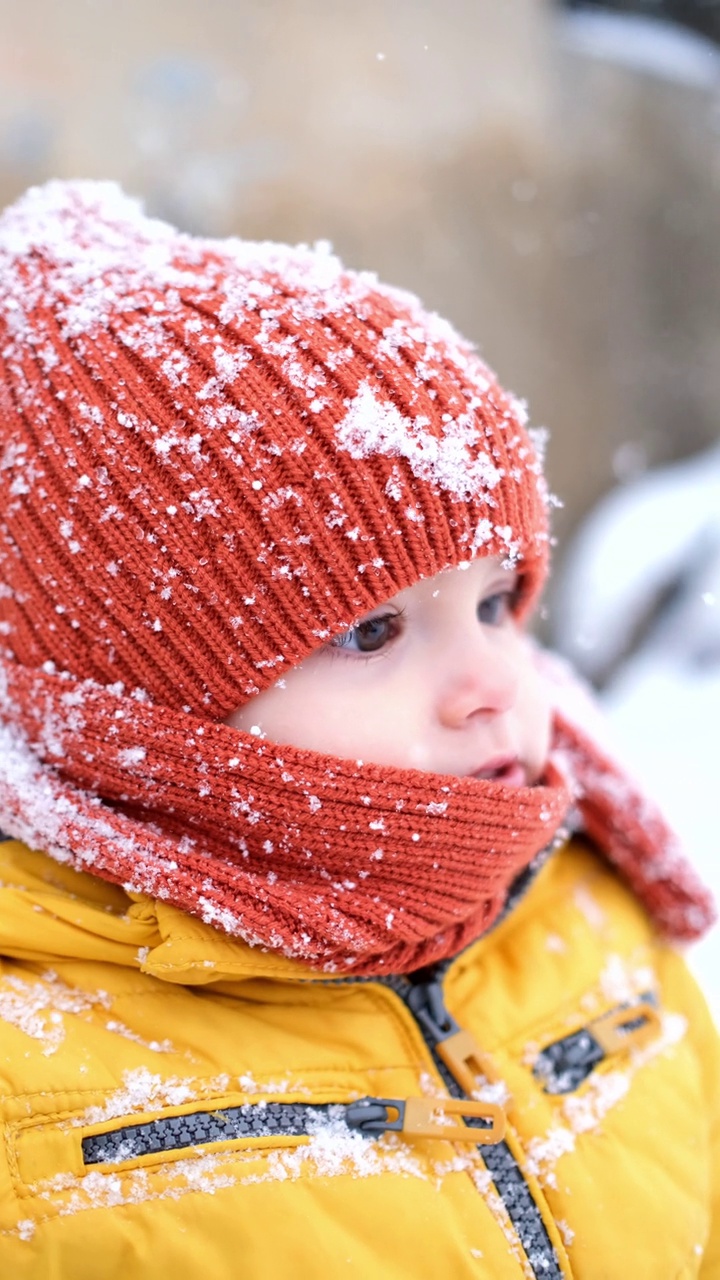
[0, 181, 548, 717]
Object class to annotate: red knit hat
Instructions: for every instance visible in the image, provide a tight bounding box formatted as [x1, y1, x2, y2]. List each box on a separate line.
[0, 180, 548, 716]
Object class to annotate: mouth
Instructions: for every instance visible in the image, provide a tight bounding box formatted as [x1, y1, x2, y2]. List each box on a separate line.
[471, 755, 528, 787]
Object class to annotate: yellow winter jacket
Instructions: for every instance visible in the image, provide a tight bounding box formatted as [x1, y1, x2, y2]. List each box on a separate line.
[0, 834, 718, 1279]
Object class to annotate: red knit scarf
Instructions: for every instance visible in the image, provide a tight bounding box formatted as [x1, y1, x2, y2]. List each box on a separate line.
[0, 657, 714, 975]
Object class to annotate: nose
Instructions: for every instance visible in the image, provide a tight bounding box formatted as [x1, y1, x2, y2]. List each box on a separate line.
[436, 637, 520, 729]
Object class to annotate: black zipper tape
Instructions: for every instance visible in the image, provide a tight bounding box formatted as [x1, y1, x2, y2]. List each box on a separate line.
[533, 992, 658, 1095]
[401, 974, 564, 1280]
[82, 1101, 333, 1166]
[533, 1026, 605, 1096]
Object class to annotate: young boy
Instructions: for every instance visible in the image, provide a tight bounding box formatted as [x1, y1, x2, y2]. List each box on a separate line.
[0, 180, 717, 1279]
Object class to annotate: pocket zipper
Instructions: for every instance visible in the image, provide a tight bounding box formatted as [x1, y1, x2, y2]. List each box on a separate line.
[532, 994, 660, 1096]
[82, 1094, 499, 1167]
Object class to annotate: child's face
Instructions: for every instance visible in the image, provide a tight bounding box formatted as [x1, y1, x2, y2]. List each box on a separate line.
[227, 556, 551, 784]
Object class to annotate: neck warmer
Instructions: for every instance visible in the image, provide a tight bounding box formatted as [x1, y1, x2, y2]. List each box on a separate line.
[0, 658, 713, 976]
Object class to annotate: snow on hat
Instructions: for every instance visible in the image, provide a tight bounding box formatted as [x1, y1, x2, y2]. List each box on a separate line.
[0, 180, 549, 717]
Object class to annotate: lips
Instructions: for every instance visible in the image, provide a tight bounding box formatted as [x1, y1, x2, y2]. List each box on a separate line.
[472, 755, 528, 787]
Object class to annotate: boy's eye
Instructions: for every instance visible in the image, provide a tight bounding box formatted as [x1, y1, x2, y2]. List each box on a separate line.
[331, 612, 401, 654]
[477, 591, 514, 626]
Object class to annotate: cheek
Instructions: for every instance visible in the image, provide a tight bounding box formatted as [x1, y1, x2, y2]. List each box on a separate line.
[520, 665, 553, 762]
[505, 631, 551, 754]
[228, 659, 415, 765]
[227, 670, 316, 743]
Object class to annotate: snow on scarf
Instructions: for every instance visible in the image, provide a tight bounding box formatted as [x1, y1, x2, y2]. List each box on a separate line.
[0, 657, 713, 976]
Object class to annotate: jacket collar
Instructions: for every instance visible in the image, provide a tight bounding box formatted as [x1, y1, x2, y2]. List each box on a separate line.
[0, 838, 323, 986]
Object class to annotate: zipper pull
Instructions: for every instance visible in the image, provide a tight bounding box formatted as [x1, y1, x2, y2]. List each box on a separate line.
[408, 978, 502, 1098]
[345, 1096, 504, 1144]
[589, 1000, 661, 1054]
[534, 996, 662, 1095]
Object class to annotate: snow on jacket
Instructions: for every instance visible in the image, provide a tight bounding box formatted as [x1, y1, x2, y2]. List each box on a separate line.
[0, 835, 718, 1279]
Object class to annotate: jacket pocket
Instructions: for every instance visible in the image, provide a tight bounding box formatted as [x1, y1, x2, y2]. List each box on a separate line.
[13, 1090, 496, 1188]
[11, 1096, 347, 1187]
[532, 993, 660, 1095]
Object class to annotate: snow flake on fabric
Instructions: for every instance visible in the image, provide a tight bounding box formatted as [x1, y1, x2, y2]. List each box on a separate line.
[524, 1008, 687, 1190]
[0, 967, 177, 1058]
[30, 1152, 240, 1218]
[0, 973, 110, 1056]
[0, 181, 362, 347]
[336, 381, 502, 503]
[76, 1068, 229, 1127]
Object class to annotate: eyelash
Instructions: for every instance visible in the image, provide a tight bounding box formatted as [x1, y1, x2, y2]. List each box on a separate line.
[330, 610, 405, 656]
[328, 584, 519, 660]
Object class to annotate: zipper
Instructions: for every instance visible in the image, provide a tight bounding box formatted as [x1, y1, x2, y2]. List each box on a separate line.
[82, 1101, 336, 1165]
[81, 847, 564, 1169]
[82, 1094, 498, 1166]
[384, 970, 566, 1280]
[533, 993, 660, 1095]
[82, 844, 572, 1259]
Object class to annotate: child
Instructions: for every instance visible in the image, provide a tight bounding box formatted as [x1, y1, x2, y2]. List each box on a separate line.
[0, 180, 717, 1279]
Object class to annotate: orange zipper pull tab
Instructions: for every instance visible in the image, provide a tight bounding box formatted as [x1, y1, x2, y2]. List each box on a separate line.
[408, 977, 503, 1097]
[436, 1027, 501, 1096]
[589, 1000, 661, 1054]
[402, 1095, 505, 1143]
[345, 1096, 505, 1144]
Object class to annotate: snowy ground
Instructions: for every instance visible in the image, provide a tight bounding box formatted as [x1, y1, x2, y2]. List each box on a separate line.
[554, 444, 720, 1024]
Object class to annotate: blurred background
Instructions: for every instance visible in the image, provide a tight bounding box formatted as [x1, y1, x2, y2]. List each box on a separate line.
[1, 0, 718, 1010]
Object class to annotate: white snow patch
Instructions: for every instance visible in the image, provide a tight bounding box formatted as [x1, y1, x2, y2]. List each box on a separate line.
[0, 974, 111, 1056]
[336, 381, 501, 503]
[75, 1068, 231, 1127]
